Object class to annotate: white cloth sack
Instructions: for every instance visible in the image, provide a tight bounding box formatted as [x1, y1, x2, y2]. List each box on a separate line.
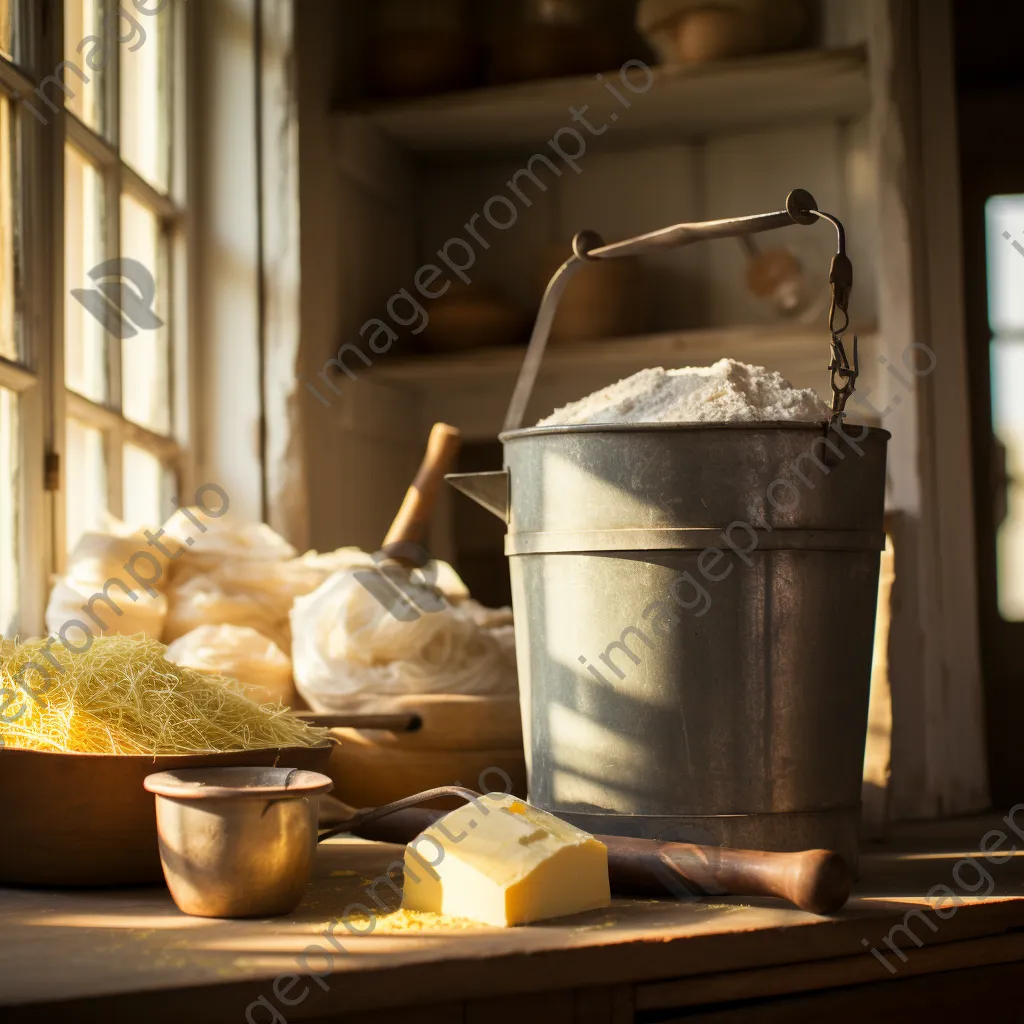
[291, 569, 517, 712]
[46, 576, 168, 640]
[162, 510, 298, 585]
[164, 624, 295, 707]
[164, 544, 472, 654]
[66, 527, 171, 590]
[163, 574, 292, 651]
[162, 548, 374, 651]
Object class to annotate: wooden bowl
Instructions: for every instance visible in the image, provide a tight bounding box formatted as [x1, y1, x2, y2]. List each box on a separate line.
[324, 695, 527, 809]
[0, 743, 333, 886]
[490, 26, 620, 85]
[421, 284, 529, 353]
[541, 248, 647, 344]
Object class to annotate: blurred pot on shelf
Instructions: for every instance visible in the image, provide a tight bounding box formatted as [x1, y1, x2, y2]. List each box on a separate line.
[637, 0, 808, 65]
[539, 244, 648, 344]
[491, 0, 622, 85]
[421, 282, 530, 353]
[365, 0, 484, 99]
[739, 236, 810, 317]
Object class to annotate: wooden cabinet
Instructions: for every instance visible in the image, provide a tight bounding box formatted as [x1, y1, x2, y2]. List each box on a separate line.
[296, 4, 878, 564]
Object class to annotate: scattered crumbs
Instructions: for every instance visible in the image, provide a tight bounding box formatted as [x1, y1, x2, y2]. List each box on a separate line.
[696, 902, 750, 913]
[345, 909, 489, 933]
[576, 918, 617, 932]
[329, 870, 360, 878]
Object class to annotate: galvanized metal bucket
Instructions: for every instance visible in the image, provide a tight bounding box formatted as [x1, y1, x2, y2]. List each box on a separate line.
[448, 192, 888, 867]
[450, 422, 888, 867]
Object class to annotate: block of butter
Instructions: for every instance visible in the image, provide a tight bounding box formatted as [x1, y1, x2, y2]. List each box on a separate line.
[401, 793, 610, 927]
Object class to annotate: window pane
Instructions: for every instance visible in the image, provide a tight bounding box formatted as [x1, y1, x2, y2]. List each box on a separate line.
[0, 91, 19, 362]
[986, 195, 1024, 334]
[122, 444, 170, 530]
[0, 386, 18, 636]
[120, 2, 169, 189]
[120, 192, 169, 432]
[986, 195, 1024, 621]
[65, 144, 108, 403]
[64, 0, 108, 135]
[0, 0, 23, 62]
[992, 339, 1024, 621]
[65, 418, 107, 553]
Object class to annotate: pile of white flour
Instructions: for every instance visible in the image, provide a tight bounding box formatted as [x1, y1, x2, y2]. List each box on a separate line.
[538, 359, 830, 426]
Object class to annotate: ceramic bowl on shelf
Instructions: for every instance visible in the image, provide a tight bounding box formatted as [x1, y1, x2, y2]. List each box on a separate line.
[637, 0, 808, 65]
[365, 31, 485, 100]
[420, 282, 530, 353]
[539, 246, 648, 344]
[490, 26, 621, 85]
[365, 0, 484, 99]
[489, 0, 623, 85]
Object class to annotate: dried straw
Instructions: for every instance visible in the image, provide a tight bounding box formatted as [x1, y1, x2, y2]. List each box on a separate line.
[0, 635, 326, 755]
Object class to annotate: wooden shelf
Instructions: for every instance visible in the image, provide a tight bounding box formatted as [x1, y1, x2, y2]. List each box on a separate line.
[368, 323, 869, 385]
[362, 323, 879, 440]
[335, 47, 870, 154]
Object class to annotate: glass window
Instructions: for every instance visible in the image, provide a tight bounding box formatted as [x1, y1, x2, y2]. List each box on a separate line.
[65, 144, 108, 403]
[0, 91, 17, 362]
[0, 386, 18, 635]
[985, 195, 1024, 621]
[120, 1, 170, 189]
[0, 0, 22, 63]
[123, 444, 170, 530]
[120, 192, 169, 432]
[65, 418, 107, 553]
[1, 0, 188, 636]
[64, 0, 108, 135]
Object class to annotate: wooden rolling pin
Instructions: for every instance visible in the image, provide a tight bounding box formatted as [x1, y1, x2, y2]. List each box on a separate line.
[383, 422, 462, 562]
[344, 808, 851, 915]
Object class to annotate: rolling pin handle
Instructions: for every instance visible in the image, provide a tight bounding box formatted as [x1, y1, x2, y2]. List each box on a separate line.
[659, 843, 852, 916]
[602, 837, 852, 916]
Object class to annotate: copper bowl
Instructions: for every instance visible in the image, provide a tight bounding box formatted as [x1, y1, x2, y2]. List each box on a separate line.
[0, 743, 333, 886]
[145, 767, 334, 918]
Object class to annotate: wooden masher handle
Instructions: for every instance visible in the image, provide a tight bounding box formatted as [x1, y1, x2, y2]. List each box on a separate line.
[383, 422, 462, 556]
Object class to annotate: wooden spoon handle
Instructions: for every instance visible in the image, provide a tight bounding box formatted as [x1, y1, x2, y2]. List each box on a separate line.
[383, 422, 462, 557]
[604, 836, 851, 915]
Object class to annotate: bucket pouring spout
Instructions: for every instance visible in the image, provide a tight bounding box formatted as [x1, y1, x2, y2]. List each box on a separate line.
[446, 471, 509, 523]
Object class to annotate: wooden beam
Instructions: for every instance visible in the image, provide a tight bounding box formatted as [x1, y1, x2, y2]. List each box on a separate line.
[869, 0, 988, 817]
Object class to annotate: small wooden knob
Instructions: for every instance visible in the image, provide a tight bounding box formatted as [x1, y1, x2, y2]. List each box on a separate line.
[782, 848, 852, 915]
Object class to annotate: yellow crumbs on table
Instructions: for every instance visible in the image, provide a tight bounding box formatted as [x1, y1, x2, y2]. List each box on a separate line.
[344, 909, 488, 933]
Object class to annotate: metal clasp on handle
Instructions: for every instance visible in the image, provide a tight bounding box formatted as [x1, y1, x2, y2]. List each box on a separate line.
[811, 213, 859, 423]
[502, 189, 857, 433]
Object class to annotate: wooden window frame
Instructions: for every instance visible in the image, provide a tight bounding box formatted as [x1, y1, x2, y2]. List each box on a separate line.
[0, 0, 194, 637]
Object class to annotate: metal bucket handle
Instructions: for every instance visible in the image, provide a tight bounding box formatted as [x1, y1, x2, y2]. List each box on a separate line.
[502, 189, 857, 432]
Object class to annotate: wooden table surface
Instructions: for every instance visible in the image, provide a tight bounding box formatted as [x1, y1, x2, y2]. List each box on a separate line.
[3, 821, 1024, 1023]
